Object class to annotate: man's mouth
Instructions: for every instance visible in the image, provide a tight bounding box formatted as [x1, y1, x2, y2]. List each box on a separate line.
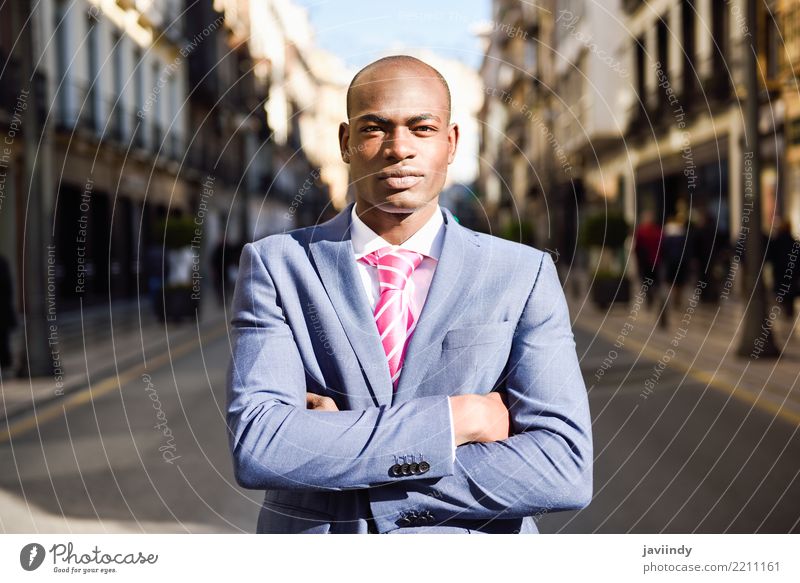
[377, 169, 424, 189]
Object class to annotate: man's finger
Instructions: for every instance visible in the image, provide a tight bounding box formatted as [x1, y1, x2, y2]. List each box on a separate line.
[306, 392, 339, 411]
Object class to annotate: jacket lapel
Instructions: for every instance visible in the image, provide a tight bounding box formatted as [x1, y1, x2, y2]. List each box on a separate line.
[308, 203, 483, 408]
[308, 203, 394, 407]
[392, 206, 482, 403]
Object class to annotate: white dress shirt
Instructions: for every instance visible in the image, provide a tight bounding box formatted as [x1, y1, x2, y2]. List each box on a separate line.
[350, 202, 457, 461]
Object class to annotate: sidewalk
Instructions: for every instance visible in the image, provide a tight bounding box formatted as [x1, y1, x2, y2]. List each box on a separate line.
[567, 273, 800, 425]
[0, 294, 228, 426]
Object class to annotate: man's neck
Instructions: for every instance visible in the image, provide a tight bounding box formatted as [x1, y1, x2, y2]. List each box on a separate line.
[354, 198, 439, 245]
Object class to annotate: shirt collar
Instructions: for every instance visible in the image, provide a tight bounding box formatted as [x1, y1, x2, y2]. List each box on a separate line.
[350, 201, 445, 261]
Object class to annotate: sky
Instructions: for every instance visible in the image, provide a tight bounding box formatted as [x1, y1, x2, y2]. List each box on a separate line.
[293, 0, 491, 71]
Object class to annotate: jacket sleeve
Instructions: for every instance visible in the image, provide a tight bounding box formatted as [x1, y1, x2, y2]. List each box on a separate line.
[368, 253, 593, 530]
[226, 242, 455, 491]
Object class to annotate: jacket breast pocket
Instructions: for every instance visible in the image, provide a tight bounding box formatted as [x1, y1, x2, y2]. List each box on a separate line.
[442, 321, 515, 350]
[434, 322, 516, 391]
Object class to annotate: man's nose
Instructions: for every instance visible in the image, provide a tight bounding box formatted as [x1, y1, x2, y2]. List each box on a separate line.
[382, 129, 416, 160]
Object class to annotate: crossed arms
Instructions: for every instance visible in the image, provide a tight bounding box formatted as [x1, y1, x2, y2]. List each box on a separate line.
[226, 242, 593, 527]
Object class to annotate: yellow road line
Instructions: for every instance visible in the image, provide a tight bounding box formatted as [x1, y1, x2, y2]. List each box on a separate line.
[0, 321, 229, 445]
[576, 318, 800, 426]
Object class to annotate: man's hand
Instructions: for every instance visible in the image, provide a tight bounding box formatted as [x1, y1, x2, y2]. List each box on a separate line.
[449, 392, 510, 446]
[305, 390, 509, 445]
[306, 392, 339, 411]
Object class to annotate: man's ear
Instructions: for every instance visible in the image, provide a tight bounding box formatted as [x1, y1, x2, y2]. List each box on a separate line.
[339, 122, 351, 164]
[447, 122, 459, 164]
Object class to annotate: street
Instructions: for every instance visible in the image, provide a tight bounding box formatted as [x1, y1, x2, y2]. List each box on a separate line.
[0, 324, 260, 533]
[1, 305, 797, 533]
[540, 325, 800, 534]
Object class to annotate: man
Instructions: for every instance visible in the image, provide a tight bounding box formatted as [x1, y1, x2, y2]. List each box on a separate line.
[0, 254, 16, 370]
[226, 55, 592, 534]
[633, 209, 662, 308]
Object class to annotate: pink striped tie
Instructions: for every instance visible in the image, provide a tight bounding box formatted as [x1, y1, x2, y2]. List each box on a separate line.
[358, 246, 425, 391]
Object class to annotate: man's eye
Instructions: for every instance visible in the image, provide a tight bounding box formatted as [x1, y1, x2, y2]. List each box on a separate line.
[414, 126, 436, 132]
[362, 126, 383, 132]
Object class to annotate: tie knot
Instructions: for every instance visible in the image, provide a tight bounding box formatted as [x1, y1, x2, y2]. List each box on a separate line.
[358, 246, 424, 291]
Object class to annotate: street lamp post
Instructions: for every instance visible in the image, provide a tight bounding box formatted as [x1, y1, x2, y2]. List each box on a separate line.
[16, 2, 54, 379]
[736, 0, 779, 359]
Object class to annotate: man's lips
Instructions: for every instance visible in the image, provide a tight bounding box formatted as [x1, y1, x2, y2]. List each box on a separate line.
[377, 169, 424, 189]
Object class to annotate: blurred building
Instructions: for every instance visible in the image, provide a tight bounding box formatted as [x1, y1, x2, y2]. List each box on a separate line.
[185, 0, 274, 246]
[251, 0, 350, 226]
[40, 0, 193, 310]
[0, 0, 346, 376]
[557, 1, 633, 249]
[477, 0, 547, 239]
[779, 0, 800, 235]
[620, 0, 764, 239]
[299, 47, 350, 211]
[479, 0, 795, 260]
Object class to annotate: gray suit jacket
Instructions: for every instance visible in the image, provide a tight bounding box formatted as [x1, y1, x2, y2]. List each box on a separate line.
[226, 202, 592, 533]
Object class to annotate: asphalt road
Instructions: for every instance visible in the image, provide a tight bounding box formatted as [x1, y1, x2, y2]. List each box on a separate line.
[0, 327, 260, 533]
[1, 322, 798, 533]
[538, 327, 800, 533]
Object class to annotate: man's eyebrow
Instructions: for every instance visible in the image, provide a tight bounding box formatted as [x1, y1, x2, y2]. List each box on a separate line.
[354, 113, 443, 125]
[355, 114, 391, 125]
[406, 113, 442, 124]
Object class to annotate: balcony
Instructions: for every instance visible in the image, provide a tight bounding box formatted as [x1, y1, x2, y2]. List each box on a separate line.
[132, 121, 147, 150]
[54, 80, 100, 135]
[166, 132, 182, 162]
[625, 100, 650, 138]
[0, 52, 22, 113]
[105, 98, 138, 145]
[702, 72, 733, 104]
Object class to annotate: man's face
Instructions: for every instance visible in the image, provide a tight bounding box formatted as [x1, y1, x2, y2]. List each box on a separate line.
[339, 66, 459, 214]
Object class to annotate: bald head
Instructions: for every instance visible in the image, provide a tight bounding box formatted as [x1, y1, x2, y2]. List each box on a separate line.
[346, 55, 451, 121]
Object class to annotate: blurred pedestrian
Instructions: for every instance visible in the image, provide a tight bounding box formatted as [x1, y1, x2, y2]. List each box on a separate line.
[147, 242, 168, 321]
[691, 208, 721, 304]
[766, 219, 799, 318]
[633, 209, 661, 308]
[662, 211, 689, 310]
[225, 241, 244, 296]
[211, 238, 226, 306]
[0, 254, 17, 370]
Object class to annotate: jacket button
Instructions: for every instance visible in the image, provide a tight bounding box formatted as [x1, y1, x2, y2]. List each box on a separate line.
[418, 461, 430, 473]
[397, 516, 411, 527]
[400, 463, 411, 475]
[409, 462, 419, 474]
[390, 464, 402, 476]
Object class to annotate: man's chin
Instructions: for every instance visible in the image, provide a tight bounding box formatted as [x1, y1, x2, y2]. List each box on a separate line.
[373, 192, 430, 214]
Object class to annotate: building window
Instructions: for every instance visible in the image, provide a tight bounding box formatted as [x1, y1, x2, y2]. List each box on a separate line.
[54, 0, 71, 125]
[169, 75, 180, 159]
[111, 32, 125, 140]
[635, 35, 645, 104]
[656, 17, 669, 113]
[87, 12, 100, 133]
[681, 0, 696, 98]
[709, 3, 730, 99]
[133, 47, 145, 148]
[151, 61, 161, 150]
[759, 2, 779, 81]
